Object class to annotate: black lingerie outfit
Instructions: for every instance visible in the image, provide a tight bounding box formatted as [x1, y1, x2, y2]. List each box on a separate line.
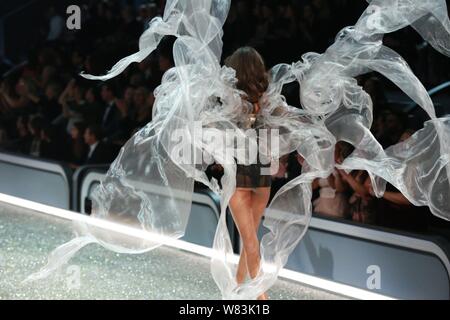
[235, 104, 272, 188]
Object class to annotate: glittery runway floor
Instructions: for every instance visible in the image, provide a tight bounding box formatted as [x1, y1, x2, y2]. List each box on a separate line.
[0, 201, 344, 300]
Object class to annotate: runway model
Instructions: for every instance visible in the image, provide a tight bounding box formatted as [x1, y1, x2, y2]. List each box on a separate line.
[224, 47, 272, 300]
[26, 0, 450, 300]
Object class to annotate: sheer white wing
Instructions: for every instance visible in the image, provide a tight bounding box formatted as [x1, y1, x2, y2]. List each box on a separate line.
[26, 0, 450, 300]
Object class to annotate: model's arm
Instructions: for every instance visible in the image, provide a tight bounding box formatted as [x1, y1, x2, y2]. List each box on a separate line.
[23, 88, 41, 104]
[339, 170, 369, 198]
[327, 174, 336, 189]
[312, 178, 319, 190]
[58, 82, 70, 106]
[333, 171, 348, 193]
[382, 191, 411, 206]
[0, 82, 29, 109]
[19, 80, 40, 104]
[58, 80, 76, 118]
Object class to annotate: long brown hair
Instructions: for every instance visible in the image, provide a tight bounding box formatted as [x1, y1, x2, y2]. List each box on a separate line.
[225, 47, 269, 104]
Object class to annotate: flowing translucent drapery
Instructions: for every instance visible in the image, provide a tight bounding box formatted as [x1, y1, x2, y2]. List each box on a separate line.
[25, 0, 450, 299]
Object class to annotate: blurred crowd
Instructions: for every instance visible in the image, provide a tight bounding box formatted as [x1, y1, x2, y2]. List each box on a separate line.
[0, 0, 449, 235]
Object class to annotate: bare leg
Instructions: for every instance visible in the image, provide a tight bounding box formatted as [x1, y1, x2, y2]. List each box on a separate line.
[229, 189, 262, 291]
[234, 190, 253, 284]
[236, 246, 248, 284]
[231, 187, 271, 300]
[235, 188, 270, 280]
[250, 187, 271, 300]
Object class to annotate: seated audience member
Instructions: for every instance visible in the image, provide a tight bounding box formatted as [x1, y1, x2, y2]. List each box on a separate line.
[40, 122, 67, 161]
[68, 121, 89, 167]
[312, 142, 353, 219]
[83, 124, 115, 165]
[338, 169, 376, 224]
[1, 115, 31, 153]
[377, 109, 406, 148]
[83, 86, 104, 125]
[27, 115, 46, 157]
[56, 79, 87, 134]
[268, 152, 304, 201]
[100, 83, 131, 144]
[25, 81, 63, 123]
[313, 170, 349, 218]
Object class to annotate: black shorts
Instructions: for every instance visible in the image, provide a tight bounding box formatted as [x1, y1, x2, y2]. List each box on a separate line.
[236, 162, 272, 188]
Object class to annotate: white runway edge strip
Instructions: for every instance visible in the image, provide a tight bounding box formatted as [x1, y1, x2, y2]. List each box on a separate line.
[0, 192, 394, 300]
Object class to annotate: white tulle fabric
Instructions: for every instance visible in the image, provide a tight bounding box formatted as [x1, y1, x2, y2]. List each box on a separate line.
[25, 0, 450, 299]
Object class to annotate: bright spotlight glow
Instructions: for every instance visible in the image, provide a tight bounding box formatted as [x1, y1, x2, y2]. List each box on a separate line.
[0, 192, 395, 300]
